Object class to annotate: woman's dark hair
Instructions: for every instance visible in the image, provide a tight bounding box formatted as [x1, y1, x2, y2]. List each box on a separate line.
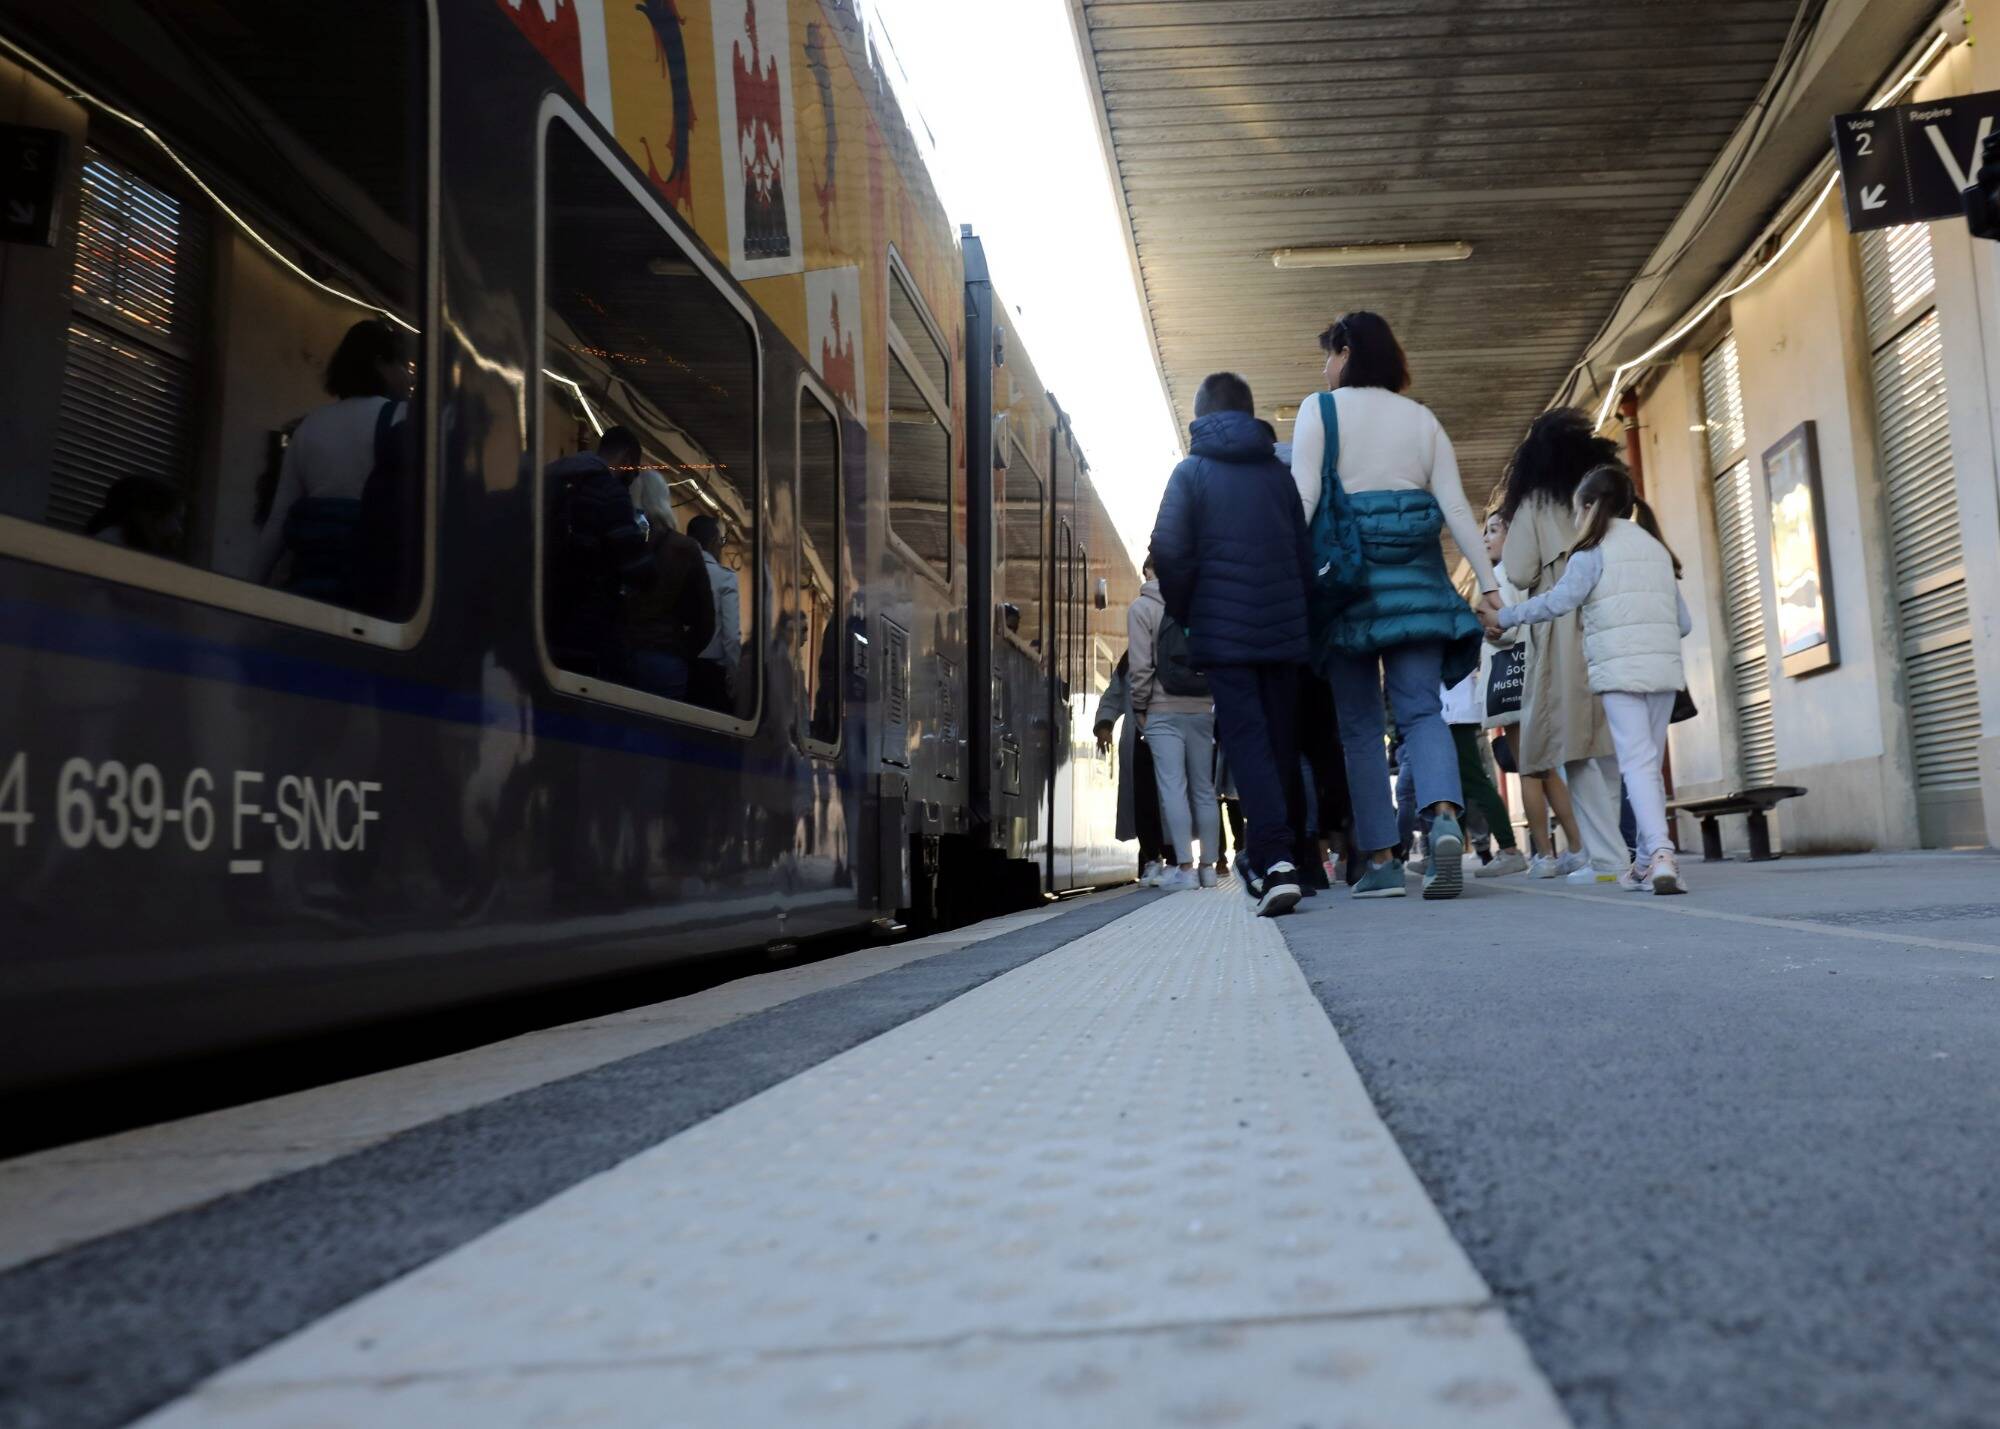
[1497, 407, 1622, 522]
[1571, 464, 1683, 578]
[1318, 311, 1409, 392]
[324, 318, 404, 400]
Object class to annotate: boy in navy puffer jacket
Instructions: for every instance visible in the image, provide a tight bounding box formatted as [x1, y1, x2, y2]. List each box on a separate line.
[1149, 373, 1313, 916]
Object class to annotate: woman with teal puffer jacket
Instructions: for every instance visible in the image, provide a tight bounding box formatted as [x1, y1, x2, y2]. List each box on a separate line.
[1289, 312, 1500, 903]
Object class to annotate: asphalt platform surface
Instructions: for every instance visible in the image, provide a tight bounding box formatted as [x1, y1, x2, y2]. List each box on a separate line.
[1280, 850, 2000, 1429]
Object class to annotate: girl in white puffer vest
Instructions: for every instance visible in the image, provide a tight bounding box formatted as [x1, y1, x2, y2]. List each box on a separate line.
[1479, 465, 1692, 895]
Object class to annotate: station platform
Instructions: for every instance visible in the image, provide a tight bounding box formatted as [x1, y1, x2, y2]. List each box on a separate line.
[7, 886, 1567, 1429]
[8, 850, 2000, 1428]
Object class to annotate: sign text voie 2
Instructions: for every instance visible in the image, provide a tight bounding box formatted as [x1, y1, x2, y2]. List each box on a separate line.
[1831, 89, 2000, 233]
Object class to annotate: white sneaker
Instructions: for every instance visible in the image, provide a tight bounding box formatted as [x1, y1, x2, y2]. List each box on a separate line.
[1553, 851, 1589, 877]
[1141, 860, 1164, 887]
[1616, 858, 1651, 893]
[1528, 853, 1559, 879]
[1565, 864, 1619, 885]
[1476, 849, 1529, 879]
[1647, 849, 1686, 896]
[1158, 866, 1198, 892]
[1198, 866, 1218, 889]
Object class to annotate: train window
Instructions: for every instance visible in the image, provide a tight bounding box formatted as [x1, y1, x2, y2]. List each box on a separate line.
[539, 112, 760, 727]
[886, 256, 952, 583]
[0, 2, 430, 640]
[1001, 436, 1044, 654]
[797, 385, 841, 750]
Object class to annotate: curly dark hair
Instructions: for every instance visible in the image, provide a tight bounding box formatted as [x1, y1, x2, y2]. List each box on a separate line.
[1497, 407, 1623, 523]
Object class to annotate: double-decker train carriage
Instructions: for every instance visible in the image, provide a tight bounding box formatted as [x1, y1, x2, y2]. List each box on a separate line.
[0, 0, 1139, 1090]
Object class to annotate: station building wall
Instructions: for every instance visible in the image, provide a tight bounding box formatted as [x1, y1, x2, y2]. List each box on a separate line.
[1635, 24, 2000, 854]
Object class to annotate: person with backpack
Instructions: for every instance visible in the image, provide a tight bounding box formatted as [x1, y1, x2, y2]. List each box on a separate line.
[545, 426, 655, 678]
[252, 317, 414, 603]
[1481, 464, 1691, 895]
[1291, 312, 1498, 902]
[1127, 560, 1220, 892]
[1150, 372, 1313, 917]
[687, 513, 743, 713]
[622, 470, 716, 700]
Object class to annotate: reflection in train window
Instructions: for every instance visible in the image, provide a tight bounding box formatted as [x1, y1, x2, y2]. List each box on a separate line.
[797, 388, 841, 749]
[1055, 518, 1074, 695]
[0, 2, 427, 629]
[886, 259, 952, 582]
[1001, 436, 1045, 653]
[541, 115, 759, 723]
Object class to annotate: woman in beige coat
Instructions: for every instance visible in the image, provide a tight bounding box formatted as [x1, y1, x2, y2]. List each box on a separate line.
[1497, 410, 1627, 882]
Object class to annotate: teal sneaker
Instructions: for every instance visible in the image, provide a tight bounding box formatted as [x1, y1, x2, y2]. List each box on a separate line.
[1424, 812, 1464, 901]
[1351, 858, 1407, 899]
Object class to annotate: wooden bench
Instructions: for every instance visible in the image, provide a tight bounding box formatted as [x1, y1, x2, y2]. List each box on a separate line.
[1669, 786, 1807, 862]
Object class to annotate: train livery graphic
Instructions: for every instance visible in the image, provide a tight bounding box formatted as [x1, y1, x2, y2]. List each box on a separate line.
[0, 0, 1140, 1090]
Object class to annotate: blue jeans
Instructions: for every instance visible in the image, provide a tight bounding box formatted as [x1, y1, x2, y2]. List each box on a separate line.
[1326, 641, 1462, 854]
[622, 649, 691, 701]
[1205, 663, 1299, 874]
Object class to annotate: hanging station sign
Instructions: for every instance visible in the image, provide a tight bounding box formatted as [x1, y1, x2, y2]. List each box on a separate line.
[1831, 89, 2000, 233]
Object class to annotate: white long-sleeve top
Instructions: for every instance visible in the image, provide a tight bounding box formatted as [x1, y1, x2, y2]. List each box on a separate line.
[252, 396, 400, 583]
[1289, 387, 1498, 594]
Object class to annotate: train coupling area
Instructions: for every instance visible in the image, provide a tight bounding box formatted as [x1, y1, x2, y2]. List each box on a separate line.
[5, 886, 1567, 1429]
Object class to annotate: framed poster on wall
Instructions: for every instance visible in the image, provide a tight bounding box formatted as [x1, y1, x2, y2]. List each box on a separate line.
[1762, 421, 1839, 677]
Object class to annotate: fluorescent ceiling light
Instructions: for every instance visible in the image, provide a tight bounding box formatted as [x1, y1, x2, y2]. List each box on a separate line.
[1272, 242, 1473, 270]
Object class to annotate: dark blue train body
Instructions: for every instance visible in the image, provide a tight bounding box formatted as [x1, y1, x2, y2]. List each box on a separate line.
[0, 0, 1138, 1090]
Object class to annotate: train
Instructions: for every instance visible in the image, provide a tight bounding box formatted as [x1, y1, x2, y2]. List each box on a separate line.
[0, 0, 1142, 1090]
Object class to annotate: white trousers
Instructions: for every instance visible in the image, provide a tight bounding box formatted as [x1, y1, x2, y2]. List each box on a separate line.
[1602, 689, 1675, 859]
[1563, 752, 1627, 871]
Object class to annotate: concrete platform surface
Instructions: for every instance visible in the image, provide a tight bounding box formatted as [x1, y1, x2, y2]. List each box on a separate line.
[134, 889, 1567, 1428]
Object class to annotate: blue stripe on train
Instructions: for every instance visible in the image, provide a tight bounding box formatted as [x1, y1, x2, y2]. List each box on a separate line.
[0, 596, 773, 766]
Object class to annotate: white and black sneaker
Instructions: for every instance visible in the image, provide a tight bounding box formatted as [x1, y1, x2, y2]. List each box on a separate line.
[1256, 861, 1302, 917]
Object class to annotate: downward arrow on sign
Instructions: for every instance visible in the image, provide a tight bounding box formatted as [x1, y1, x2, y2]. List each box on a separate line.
[1861, 183, 1888, 210]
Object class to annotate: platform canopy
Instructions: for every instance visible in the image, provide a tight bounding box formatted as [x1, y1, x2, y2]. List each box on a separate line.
[1067, 0, 1940, 509]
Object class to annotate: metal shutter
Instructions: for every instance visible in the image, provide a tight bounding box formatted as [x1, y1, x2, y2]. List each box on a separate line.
[1700, 336, 1746, 474]
[46, 150, 204, 531]
[1701, 335, 1775, 788]
[1859, 222, 1980, 843]
[1715, 456, 1776, 786]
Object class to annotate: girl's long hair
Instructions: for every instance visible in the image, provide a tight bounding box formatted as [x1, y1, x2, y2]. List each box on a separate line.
[1571, 464, 1683, 578]
[1498, 407, 1623, 522]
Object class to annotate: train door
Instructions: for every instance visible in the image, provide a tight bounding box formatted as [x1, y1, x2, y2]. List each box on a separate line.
[1050, 511, 1076, 890]
[1071, 536, 1102, 871]
[787, 376, 852, 936]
